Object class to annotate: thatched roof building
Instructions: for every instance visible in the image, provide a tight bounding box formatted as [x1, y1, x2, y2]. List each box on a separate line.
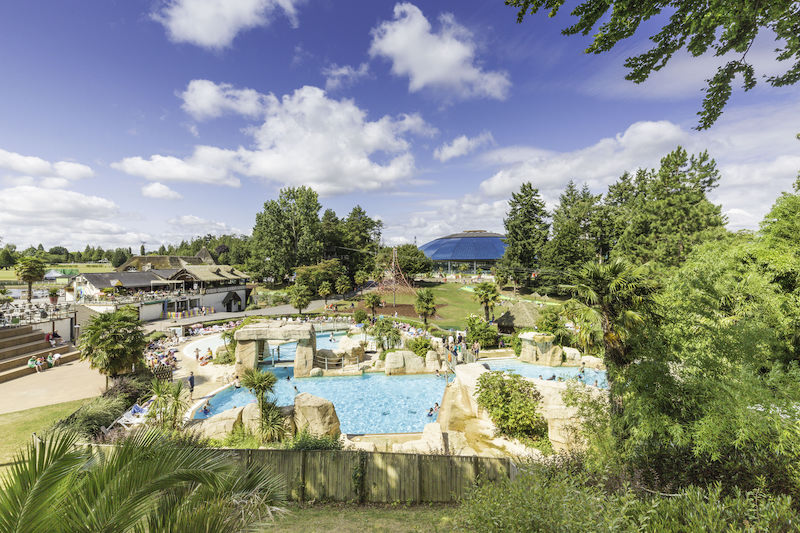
[496, 300, 541, 332]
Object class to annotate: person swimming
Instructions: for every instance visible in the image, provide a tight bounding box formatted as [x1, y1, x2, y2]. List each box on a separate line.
[433, 402, 439, 412]
[427, 408, 434, 417]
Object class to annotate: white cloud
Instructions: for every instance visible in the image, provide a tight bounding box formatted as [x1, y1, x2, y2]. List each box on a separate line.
[116, 85, 435, 195]
[112, 145, 241, 187]
[369, 3, 510, 100]
[152, 0, 305, 50]
[180, 79, 268, 121]
[0, 147, 94, 181]
[434, 131, 493, 162]
[323, 63, 369, 91]
[167, 215, 243, 235]
[142, 182, 183, 200]
[0, 185, 148, 249]
[39, 177, 70, 189]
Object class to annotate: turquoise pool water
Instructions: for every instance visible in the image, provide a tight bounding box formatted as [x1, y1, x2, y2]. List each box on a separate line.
[483, 358, 608, 389]
[260, 331, 349, 363]
[193, 366, 450, 434]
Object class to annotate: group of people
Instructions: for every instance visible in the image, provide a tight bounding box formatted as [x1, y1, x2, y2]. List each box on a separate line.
[427, 402, 440, 417]
[194, 347, 214, 365]
[27, 352, 62, 373]
[145, 339, 179, 369]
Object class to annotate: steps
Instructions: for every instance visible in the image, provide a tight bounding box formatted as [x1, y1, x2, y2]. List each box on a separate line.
[0, 325, 81, 383]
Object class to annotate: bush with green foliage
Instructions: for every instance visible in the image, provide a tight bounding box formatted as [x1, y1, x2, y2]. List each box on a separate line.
[406, 336, 433, 358]
[353, 308, 368, 324]
[476, 371, 547, 440]
[289, 428, 342, 451]
[465, 314, 499, 348]
[456, 460, 799, 532]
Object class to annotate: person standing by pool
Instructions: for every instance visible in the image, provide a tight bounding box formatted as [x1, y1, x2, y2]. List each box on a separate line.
[188, 372, 195, 400]
[194, 348, 200, 360]
[233, 375, 241, 389]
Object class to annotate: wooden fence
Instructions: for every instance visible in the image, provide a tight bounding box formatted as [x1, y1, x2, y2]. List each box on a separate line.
[81, 444, 515, 503]
[216, 448, 513, 503]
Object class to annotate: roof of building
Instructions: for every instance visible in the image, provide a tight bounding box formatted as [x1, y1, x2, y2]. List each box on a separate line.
[116, 247, 216, 272]
[79, 271, 168, 290]
[418, 230, 506, 261]
[172, 265, 249, 283]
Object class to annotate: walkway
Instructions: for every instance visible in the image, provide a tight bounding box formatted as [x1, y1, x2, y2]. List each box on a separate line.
[0, 359, 106, 415]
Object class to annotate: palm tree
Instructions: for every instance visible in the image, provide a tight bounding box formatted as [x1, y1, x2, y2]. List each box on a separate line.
[562, 258, 657, 417]
[14, 256, 45, 303]
[335, 275, 351, 297]
[79, 307, 146, 390]
[370, 318, 401, 351]
[287, 284, 312, 315]
[364, 293, 382, 318]
[473, 282, 501, 322]
[241, 368, 279, 437]
[149, 379, 189, 430]
[413, 288, 436, 327]
[0, 429, 286, 532]
[318, 281, 332, 305]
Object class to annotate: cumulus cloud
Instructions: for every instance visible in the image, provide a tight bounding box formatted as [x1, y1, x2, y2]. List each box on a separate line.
[369, 3, 510, 100]
[434, 131, 493, 162]
[0, 185, 148, 249]
[112, 145, 241, 187]
[142, 182, 183, 200]
[0, 147, 94, 182]
[116, 84, 436, 195]
[152, 0, 305, 50]
[180, 79, 268, 121]
[167, 215, 243, 235]
[323, 63, 369, 91]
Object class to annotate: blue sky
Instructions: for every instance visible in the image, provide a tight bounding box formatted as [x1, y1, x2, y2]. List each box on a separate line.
[1, 0, 798, 250]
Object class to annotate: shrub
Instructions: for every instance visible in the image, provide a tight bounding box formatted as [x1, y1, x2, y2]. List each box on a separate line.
[465, 314, 499, 348]
[54, 395, 129, 438]
[214, 345, 235, 365]
[289, 428, 342, 450]
[353, 309, 368, 324]
[456, 462, 800, 532]
[211, 425, 262, 449]
[406, 337, 433, 358]
[476, 371, 547, 440]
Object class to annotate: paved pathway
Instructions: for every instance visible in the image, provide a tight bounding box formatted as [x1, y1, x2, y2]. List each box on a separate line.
[0, 359, 106, 415]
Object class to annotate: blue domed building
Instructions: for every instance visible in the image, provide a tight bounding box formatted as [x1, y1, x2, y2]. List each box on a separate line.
[418, 230, 506, 273]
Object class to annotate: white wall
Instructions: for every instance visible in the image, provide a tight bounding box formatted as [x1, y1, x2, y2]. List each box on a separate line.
[32, 317, 73, 341]
[139, 301, 164, 321]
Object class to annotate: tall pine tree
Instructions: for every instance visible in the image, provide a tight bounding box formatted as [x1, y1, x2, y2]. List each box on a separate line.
[499, 183, 549, 289]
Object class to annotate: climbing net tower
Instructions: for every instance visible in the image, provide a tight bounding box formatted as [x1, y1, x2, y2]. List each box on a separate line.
[376, 247, 416, 307]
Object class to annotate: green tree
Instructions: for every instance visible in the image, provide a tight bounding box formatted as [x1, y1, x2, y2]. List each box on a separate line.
[615, 147, 726, 268]
[341, 205, 382, 277]
[14, 256, 45, 303]
[370, 317, 401, 350]
[0, 248, 17, 269]
[287, 284, 312, 314]
[413, 288, 436, 327]
[335, 275, 351, 296]
[562, 258, 657, 410]
[541, 181, 599, 289]
[0, 429, 286, 532]
[354, 270, 369, 296]
[240, 368, 280, 438]
[473, 281, 501, 321]
[148, 379, 188, 430]
[249, 186, 323, 281]
[317, 281, 332, 305]
[501, 182, 549, 286]
[364, 293, 382, 318]
[78, 308, 146, 390]
[376, 244, 432, 279]
[111, 248, 128, 268]
[506, 0, 800, 128]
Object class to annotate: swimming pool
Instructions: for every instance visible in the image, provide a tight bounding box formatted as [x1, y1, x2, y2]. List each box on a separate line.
[259, 331, 350, 364]
[482, 358, 608, 389]
[193, 366, 450, 434]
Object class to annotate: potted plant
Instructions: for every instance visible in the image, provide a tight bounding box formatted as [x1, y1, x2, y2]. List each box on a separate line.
[48, 287, 59, 305]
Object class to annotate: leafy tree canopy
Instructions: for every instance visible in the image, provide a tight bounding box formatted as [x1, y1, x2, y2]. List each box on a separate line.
[506, 0, 800, 128]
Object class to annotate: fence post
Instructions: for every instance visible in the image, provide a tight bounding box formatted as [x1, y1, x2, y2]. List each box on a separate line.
[299, 449, 306, 502]
[416, 453, 423, 504]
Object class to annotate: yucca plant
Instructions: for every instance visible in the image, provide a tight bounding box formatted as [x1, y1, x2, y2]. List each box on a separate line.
[0, 429, 286, 533]
[240, 369, 278, 438]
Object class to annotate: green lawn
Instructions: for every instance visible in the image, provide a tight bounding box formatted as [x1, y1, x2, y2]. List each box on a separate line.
[0, 398, 90, 468]
[262, 503, 457, 533]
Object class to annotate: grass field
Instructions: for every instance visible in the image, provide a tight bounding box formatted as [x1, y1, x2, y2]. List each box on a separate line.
[0, 398, 90, 468]
[263, 503, 457, 533]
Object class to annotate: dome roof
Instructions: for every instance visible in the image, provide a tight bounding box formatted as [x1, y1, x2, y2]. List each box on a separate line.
[418, 230, 506, 261]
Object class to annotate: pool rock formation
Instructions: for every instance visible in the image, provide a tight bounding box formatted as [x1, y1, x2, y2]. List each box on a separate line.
[384, 350, 426, 375]
[293, 392, 340, 437]
[234, 321, 317, 377]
